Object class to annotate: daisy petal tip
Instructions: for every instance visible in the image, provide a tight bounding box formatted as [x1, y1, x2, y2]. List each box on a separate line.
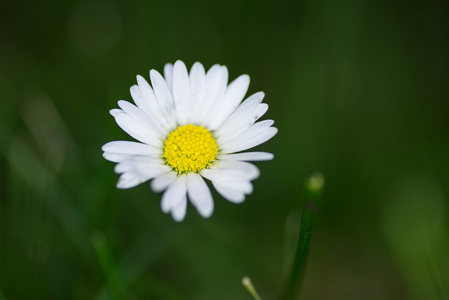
[113, 163, 124, 174]
[109, 108, 121, 117]
[192, 61, 204, 69]
[160, 203, 170, 214]
[116, 182, 128, 189]
[172, 214, 185, 222]
[150, 173, 176, 193]
[174, 60, 186, 68]
[160, 195, 172, 213]
[232, 196, 246, 204]
[171, 202, 187, 222]
[117, 100, 127, 108]
[136, 74, 147, 84]
[198, 205, 214, 219]
[149, 69, 156, 80]
[149, 69, 162, 79]
[150, 181, 162, 193]
[116, 176, 139, 189]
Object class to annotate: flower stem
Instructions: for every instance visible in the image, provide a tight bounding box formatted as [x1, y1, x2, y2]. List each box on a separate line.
[282, 173, 324, 300]
[242, 276, 262, 300]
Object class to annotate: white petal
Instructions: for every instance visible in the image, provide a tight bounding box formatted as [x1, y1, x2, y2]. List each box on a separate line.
[117, 173, 142, 189]
[222, 126, 278, 153]
[215, 94, 267, 142]
[171, 197, 187, 222]
[187, 173, 214, 218]
[202, 161, 260, 181]
[113, 112, 163, 147]
[102, 140, 160, 155]
[189, 62, 206, 121]
[161, 176, 186, 213]
[117, 100, 164, 139]
[206, 65, 227, 100]
[202, 168, 254, 183]
[214, 178, 253, 194]
[208, 74, 250, 130]
[114, 157, 164, 174]
[135, 75, 156, 105]
[219, 152, 274, 161]
[202, 168, 253, 194]
[115, 158, 169, 189]
[164, 63, 174, 91]
[194, 64, 221, 123]
[253, 103, 269, 122]
[220, 119, 274, 146]
[130, 84, 150, 116]
[135, 76, 171, 134]
[151, 172, 177, 193]
[150, 69, 177, 129]
[198, 65, 228, 126]
[103, 153, 144, 163]
[131, 79, 154, 120]
[172, 60, 191, 125]
[103, 153, 129, 163]
[216, 92, 264, 131]
[220, 103, 269, 142]
[110, 108, 122, 117]
[212, 181, 245, 204]
[218, 160, 260, 178]
[114, 159, 169, 189]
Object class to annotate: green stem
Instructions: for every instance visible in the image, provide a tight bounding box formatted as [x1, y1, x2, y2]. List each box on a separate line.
[282, 173, 324, 300]
[242, 276, 263, 300]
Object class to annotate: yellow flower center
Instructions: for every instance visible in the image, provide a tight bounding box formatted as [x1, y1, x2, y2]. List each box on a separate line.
[163, 124, 218, 174]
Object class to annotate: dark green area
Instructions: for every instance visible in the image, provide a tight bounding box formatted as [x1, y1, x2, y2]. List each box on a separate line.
[1, 0, 448, 299]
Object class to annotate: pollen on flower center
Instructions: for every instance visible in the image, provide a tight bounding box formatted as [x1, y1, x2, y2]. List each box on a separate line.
[163, 124, 218, 173]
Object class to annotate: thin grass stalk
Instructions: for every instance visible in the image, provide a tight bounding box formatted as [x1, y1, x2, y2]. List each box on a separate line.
[282, 173, 324, 300]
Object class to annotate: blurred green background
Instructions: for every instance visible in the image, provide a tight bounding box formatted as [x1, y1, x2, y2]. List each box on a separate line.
[1, 0, 448, 299]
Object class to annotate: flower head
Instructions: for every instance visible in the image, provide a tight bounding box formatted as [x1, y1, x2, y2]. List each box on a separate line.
[102, 60, 277, 221]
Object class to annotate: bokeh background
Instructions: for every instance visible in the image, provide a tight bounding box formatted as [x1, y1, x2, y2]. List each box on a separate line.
[1, 0, 448, 299]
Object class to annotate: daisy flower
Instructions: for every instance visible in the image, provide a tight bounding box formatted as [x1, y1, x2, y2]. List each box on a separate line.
[102, 60, 277, 221]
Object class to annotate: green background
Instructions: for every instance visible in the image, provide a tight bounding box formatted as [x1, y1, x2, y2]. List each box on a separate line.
[1, 0, 448, 299]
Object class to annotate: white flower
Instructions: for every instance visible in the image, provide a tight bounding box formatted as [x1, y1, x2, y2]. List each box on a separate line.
[102, 60, 277, 221]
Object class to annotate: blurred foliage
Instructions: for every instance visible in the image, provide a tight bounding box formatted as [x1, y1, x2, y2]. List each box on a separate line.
[1, 0, 448, 299]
